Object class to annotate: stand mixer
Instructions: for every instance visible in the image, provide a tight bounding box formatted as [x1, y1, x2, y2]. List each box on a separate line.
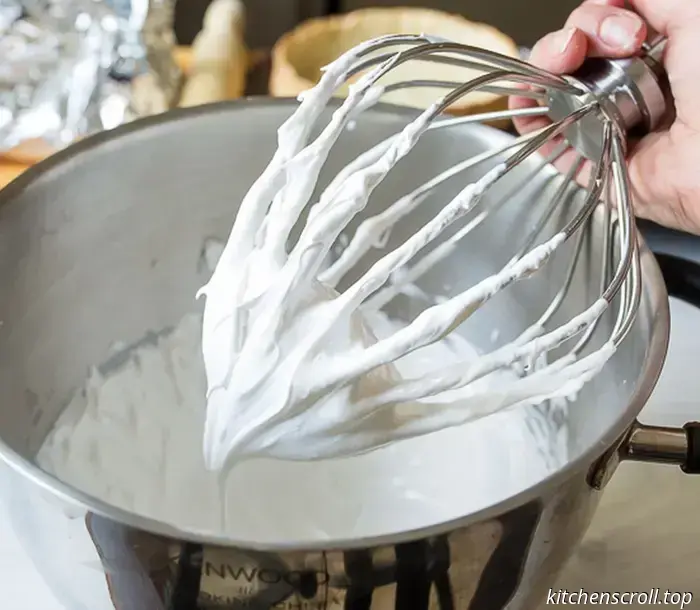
[2, 18, 700, 610]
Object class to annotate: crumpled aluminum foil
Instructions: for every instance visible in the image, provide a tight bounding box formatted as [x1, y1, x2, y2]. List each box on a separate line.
[0, 0, 181, 155]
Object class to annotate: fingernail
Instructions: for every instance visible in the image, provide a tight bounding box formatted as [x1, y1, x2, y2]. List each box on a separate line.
[599, 13, 644, 49]
[555, 27, 577, 54]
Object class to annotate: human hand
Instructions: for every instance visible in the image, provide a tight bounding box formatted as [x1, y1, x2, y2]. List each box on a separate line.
[509, 0, 700, 234]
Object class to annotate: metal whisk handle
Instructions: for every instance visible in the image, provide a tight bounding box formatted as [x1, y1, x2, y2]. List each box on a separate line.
[547, 33, 673, 161]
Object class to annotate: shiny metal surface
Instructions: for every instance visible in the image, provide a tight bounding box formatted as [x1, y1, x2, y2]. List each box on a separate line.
[2, 465, 603, 609]
[323, 31, 674, 380]
[547, 35, 672, 162]
[587, 423, 691, 493]
[0, 100, 671, 609]
[0, 0, 180, 153]
[222, 34, 656, 445]
[552, 293, 700, 606]
[626, 424, 689, 465]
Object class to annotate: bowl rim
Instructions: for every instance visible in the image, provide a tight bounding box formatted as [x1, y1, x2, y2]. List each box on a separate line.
[0, 97, 671, 551]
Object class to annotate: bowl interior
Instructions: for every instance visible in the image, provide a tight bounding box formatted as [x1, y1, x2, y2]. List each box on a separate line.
[0, 100, 667, 546]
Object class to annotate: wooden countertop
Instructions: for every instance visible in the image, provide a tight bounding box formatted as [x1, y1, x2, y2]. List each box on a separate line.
[0, 162, 25, 189]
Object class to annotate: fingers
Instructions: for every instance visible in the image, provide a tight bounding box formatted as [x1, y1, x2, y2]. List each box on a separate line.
[527, 2, 648, 76]
[529, 27, 588, 74]
[518, 1, 648, 138]
[565, 3, 647, 56]
[511, 0, 700, 234]
[508, 94, 551, 138]
[510, 27, 586, 137]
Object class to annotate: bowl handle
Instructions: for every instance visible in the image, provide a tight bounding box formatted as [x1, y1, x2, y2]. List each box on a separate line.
[624, 421, 700, 473]
[588, 249, 700, 489]
[623, 251, 700, 474]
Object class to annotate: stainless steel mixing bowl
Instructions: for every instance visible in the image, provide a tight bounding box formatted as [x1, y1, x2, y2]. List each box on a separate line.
[0, 99, 698, 610]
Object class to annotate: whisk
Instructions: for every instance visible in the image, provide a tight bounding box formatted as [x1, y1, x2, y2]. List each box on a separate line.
[198, 28, 673, 469]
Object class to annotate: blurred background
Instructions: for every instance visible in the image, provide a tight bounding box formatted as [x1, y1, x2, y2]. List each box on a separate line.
[175, 0, 580, 50]
[1, 0, 584, 175]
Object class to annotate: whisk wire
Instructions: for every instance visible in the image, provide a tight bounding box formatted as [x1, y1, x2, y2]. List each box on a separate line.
[382, 80, 550, 101]
[200, 32, 662, 463]
[350, 38, 582, 95]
